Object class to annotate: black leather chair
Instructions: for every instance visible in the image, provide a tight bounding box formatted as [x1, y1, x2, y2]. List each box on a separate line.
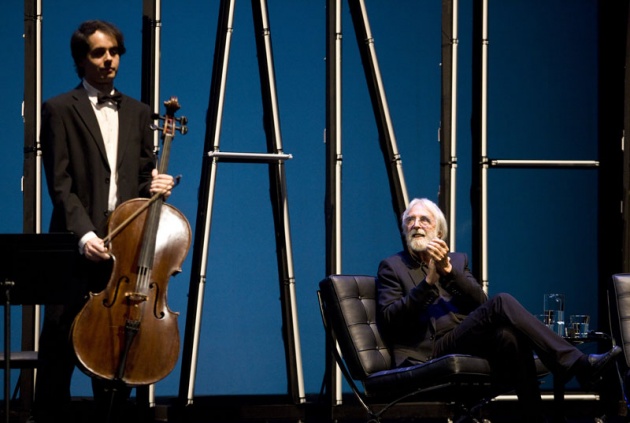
[607, 273, 630, 408]
[317, 274, 549, 423]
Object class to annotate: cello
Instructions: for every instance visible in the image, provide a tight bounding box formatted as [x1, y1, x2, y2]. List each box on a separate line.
[71, 97, 191, 386]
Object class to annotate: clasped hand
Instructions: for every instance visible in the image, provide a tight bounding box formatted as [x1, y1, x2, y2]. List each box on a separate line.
[425, 238, 452, 284]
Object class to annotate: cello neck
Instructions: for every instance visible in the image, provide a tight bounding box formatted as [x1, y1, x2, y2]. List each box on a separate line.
[137, 98, 185, 271]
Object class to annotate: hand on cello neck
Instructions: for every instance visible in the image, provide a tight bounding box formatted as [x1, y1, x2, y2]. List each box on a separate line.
[150, 168, 178, 199]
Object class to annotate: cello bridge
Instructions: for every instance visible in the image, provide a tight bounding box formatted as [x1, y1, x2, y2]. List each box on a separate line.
[125, 292, 148, 304]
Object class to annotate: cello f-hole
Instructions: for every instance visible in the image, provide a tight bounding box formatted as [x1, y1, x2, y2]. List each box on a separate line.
[102, 275, 130, 308]
[149, 282, 166, 319]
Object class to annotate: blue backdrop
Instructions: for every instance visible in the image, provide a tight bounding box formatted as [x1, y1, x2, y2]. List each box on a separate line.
[0, 0, 598, 398]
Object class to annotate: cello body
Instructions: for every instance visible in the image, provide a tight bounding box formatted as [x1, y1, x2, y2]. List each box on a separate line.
[71, 97, 190, 386]
[71, 199, 191, 385]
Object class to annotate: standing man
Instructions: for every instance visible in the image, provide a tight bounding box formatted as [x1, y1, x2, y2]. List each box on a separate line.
[376, 198, 621, 423]
[34, 20, 174, 423]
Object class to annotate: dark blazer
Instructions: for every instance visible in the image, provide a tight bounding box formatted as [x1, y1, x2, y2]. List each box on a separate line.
[376, 250, 487, 366]
[41, 85, 156, 241]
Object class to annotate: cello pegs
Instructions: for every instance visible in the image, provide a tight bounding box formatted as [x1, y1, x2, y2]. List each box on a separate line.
[178, 125, 188, 135]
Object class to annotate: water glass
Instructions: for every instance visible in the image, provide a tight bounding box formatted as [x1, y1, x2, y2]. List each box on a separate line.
[569, 314, 590, 338]
[543, 293, 565, 337]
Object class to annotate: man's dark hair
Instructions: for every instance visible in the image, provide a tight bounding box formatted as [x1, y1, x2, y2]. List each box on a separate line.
[70, 20, 126, 78]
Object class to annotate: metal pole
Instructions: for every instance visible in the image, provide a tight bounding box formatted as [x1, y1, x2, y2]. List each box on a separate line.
[480, 0, 489, 294]
[178, 0, 236, 405]
[140, 0, 161, 406]
[23, 0, 43, 236]
[489, 159, 599, 168]
[21, 0, 43, 409]
[440, 0, 459, 249]
[3, 281, 14, 423]
[624, 3, 630, 273]
[251, 0, 305, 403]
[142, 0, 162, 155]
[348, 0, 409, 245]
[207, 152, 292, 162]
[325, 0, 344, 407]
[450, 0, 459, 249]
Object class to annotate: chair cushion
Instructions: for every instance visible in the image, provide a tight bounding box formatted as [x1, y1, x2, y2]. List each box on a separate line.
[362, 353, 494, 398]
[363, 354, 549, 397]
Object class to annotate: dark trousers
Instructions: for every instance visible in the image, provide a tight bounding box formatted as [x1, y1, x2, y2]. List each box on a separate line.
[34, 304, 132, 423]
[33, 260, 132, 423]
[434, 293, 584, 422]
[33, 302, 80, 422]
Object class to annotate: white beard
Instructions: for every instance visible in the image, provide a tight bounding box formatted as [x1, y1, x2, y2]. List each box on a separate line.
[407, 227, 437, 253]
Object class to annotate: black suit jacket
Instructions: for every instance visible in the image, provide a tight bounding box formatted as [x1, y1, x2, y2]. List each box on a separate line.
[41, 85, 156, 241]
[376, 250, 487, 366]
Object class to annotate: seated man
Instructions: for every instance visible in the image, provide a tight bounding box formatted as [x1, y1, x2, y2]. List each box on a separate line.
[376, 197, 620, 423]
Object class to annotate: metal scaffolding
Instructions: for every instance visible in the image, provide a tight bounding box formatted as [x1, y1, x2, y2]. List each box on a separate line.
[177, 0, 305, 407]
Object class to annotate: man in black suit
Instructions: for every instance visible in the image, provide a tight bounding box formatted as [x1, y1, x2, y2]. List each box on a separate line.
[34, 20, 174, 422]
[376, 197, 621, 422]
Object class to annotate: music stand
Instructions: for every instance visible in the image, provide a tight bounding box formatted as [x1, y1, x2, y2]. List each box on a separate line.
[0, 233, 76, 423]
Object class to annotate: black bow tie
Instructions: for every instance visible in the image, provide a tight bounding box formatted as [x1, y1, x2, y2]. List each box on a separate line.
[97, 91, 123, 107]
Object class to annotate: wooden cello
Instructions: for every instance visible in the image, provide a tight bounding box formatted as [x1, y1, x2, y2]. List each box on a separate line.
[71, 97, 191, 386]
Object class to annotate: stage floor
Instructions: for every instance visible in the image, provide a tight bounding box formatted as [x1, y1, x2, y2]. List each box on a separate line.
[2, 393, 626, 423]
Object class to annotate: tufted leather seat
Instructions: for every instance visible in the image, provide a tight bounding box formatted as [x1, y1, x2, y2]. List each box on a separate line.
[318, 274, 549, 421]
[607, 273, 630, 405]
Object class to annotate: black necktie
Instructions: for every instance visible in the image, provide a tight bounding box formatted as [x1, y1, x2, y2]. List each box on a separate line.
[97, 91, 123, 107]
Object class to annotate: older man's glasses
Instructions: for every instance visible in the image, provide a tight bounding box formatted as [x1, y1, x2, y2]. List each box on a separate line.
[404, 215, 434, 227]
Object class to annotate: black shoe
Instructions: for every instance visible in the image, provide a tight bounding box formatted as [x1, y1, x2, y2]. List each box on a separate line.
[576, 345, 622, 389]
